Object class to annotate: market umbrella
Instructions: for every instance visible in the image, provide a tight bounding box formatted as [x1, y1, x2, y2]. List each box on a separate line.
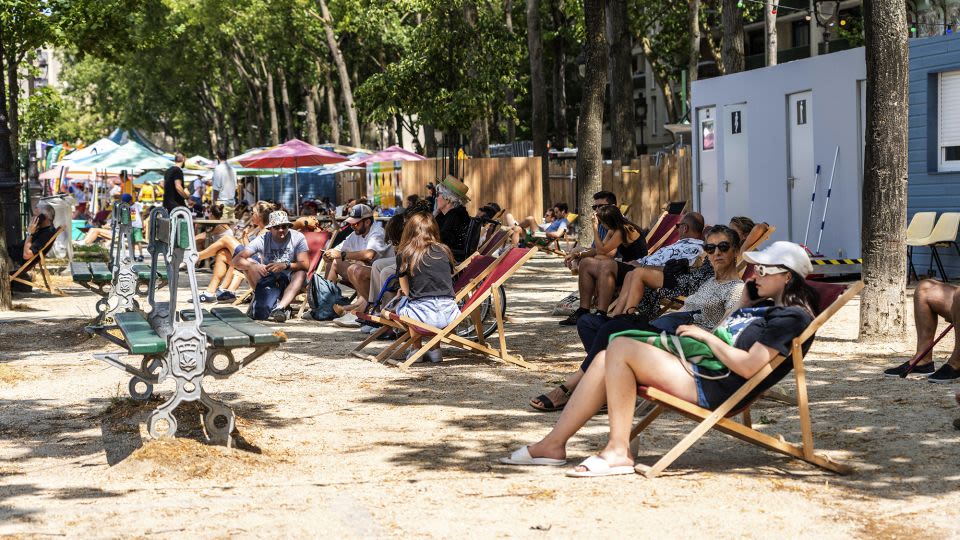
[342, 145, 425, 167]
[60, 138, 119, 163]
[70, 141, 174, 173]
[238, 139, 347, 213]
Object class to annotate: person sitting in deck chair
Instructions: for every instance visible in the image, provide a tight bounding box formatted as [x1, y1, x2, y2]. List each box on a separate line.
[513, 202, 569, 248]
[883, 279, 960, 382]
[530, 225, 744, 412]
[434, 175, 472, 262]
[563, 190, 619, 274]
[504, 241, 818, 475]
[323, 204, 395, 327]
[232, 210, 310, 323]
[558, 205, 647, 326]
[604, 212, 706, 317]
[8, 202, 58, 273]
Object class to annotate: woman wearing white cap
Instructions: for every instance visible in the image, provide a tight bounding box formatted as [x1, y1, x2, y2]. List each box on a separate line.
[501, 241, 822, 476]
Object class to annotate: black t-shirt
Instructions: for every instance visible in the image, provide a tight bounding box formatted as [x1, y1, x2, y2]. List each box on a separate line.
[30, 225, 57, 256]
[436, 205, 470, 261]
[616, 225, 648, 261]
[699, 305, 814, 410]
[163, 166, 186, 211]
[397, 245, 455, 300]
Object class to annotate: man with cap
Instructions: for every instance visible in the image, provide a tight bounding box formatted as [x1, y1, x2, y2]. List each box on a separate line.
[163, 152, 190, 211]
[122, 193, 146, 261]
[232, 210, 310, 322]
[323, 203, 394, 327]
[434, 175, 471, 262]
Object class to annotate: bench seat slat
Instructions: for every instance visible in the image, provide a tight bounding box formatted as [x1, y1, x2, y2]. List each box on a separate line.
[114, 312, 167, 354]
[88, 262, 113, 282]
[179, 309, 252, 348]
[210, 307, 282, 345]
[71, 262, 92, 282]
[132, 264, 169, 281]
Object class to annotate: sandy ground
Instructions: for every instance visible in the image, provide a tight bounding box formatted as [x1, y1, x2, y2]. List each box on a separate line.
[1, 253, 959, 539]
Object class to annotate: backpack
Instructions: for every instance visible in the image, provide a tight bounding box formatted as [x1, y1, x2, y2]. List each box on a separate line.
[306, 274, 348, 321]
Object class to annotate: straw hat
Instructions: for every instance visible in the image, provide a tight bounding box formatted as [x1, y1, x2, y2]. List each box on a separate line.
[439, 174, 470, 202]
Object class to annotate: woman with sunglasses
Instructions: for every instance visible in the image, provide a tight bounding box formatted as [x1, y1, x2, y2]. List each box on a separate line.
[530, 225, 743, 412]
[506, 241, 818, 475]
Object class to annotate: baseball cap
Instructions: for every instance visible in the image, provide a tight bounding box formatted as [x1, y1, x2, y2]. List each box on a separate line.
[345, 203, 374, 224]
[742, 241, 813, 277]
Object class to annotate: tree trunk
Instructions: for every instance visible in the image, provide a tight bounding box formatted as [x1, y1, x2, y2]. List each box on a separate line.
[765, 0, 780, 66]
[279, 68, 295, 141]
[701, 15, 725, 75]
[305, 84, 320, 145]
[318, 0, 362, 146]
[576, 0, 607, 245]
[503, 0, 517, 142]
[424, 124, 438, 157]
[469, 115, 490, 157]
[395, 114, 404, 148]
[387, 115, 398, 147]
[528, 0, 551, 204]
[859, 0, 909, 340]
[0, 203, 11, 311]
[262, 59, 280, 146]
[640, 37, 680, 124]
[606, 0, 636, 162]
[6, 56, 19, 159]
[551, 3, 568, 149]
[323, 68, 341, 144]
[689, 0, 701, 92]
[721, 0, 745, 74]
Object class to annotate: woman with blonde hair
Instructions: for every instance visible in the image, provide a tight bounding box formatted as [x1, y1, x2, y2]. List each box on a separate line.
[195, 200, 276, 302]
[391, 212, 460, 363]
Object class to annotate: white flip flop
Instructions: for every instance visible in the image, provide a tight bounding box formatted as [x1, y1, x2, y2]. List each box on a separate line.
[565, 455, 635, 478]
[499, 446, 567, 466]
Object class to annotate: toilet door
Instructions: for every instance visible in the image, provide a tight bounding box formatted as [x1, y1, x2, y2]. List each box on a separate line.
[787, 91, 814, 243]
[721, 103, 750, 220]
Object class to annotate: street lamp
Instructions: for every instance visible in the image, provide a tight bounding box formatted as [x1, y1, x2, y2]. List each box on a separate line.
[0, 111, 22, 246]
[813, 0, 841, 54]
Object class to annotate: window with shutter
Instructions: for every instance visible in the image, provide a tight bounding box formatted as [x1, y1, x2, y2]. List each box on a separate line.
[939, 70, 960, 172]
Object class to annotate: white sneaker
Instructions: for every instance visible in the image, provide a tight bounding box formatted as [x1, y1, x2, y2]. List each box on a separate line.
[426, 348, 443, 363]
[333, 312, 360, 328]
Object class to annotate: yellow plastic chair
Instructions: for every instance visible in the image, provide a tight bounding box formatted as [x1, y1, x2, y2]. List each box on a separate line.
[907, 212, 960, 280]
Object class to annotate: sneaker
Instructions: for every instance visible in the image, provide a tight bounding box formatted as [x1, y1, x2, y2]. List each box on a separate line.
[216, 289, 237, 302]
[333, 312, 360, 328]
[360, 324, 378, 335]
[883, 361, 935, 378]
[270, 307, 291, 323]
[559, 307, 590, 326]
[134, 255, 145, 262]
[192, 292, 217, 304]
[928, 363, 960, 383]
[426, 348, 443, 363]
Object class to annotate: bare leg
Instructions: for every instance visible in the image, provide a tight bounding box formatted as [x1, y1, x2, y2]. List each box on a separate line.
[82, 228, 111, 245]
[949, 287, 960, 368]
[594, 258, 620, 312]
[608, 270, 636, 316]
[577, 257, 600, 310]
[619, 268, 664, 314]
[276, 270, 306, 310]
[225, 270, 244, 292]
[526, 353, 610, 461]
[344, 264, 371, 312]
[205, 250, 231, 294]
[582, 338, 700, 470]
[913, 279, 956, 366]
[198, 235, 241, 261]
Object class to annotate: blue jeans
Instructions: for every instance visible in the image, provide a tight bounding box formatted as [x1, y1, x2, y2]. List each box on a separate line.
[575, 311, 696, 372]
[251, 272, 290, 320]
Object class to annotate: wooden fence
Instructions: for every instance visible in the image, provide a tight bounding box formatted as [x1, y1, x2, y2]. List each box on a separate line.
[549, 147, 693, 229]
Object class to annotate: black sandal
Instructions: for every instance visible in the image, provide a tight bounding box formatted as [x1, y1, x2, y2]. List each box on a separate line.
[530, 384, 570, 412]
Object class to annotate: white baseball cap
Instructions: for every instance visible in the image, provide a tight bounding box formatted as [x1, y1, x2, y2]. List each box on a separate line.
[742, 241, 813, 277]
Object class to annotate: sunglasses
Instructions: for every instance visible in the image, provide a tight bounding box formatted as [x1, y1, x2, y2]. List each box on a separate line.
[271, 224, 290, 230]
[591, 203, 612, 210]
[755, 264, 789, 277]
[703, 242, 732, 254]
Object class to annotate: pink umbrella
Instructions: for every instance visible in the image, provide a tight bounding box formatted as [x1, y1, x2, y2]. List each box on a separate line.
[343, 145, 426, 167]
[238, 139, 347, 213]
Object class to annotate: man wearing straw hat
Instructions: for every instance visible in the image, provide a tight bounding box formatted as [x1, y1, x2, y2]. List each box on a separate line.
[434, 174, 471, 262]
[233, 210, 310, 322]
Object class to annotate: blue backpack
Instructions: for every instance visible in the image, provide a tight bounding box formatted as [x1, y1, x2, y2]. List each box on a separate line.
[306, 274, 348, 321]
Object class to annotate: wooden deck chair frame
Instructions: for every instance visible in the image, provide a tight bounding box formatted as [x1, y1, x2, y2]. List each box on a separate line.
[477, 227, 510, 257]
[538, 214, 578, 256]
[645, 213, 684, 254]
[10, 226, 65, 295]
[629, 281, 864, 478]
[379, 247, 538, 370]
[351, 251, 503, 361]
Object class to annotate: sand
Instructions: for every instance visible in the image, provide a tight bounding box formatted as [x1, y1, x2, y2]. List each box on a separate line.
[1, 254, 959, 538]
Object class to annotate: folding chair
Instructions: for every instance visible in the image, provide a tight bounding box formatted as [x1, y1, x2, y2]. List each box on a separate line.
[645, 213, 684, 254]
[736, 223, 775, 273]
[629, 280, 864, 478]
[478, 228, 510, 257]
[905, 212, 936, 281]
[294, 230, 332, 318]
[9, 226, 65, 295]
[907, 212, 959, 281]
[351, 253, 501, 360]
[381, 247, 538, 370]
[536, 213, 578, 256]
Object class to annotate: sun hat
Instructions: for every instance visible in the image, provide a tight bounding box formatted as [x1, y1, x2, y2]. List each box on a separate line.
[345, 203, 374, 224]
[266, 210, 293, 229]
[439, 174, 470, 202]
[742, 241, 813, 277]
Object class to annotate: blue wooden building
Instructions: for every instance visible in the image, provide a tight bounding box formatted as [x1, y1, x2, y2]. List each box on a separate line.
[909, 33, 960, 280]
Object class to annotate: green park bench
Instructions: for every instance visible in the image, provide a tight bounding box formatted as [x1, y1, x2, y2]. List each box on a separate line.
[86, 206, 285, 445]
[71, 202, 168, 322]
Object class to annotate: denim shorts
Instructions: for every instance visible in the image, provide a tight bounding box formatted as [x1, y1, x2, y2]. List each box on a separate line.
[689, 364, 711, 408]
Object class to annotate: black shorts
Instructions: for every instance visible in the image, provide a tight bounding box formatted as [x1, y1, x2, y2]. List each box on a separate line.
[615, 261, 637, 286]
